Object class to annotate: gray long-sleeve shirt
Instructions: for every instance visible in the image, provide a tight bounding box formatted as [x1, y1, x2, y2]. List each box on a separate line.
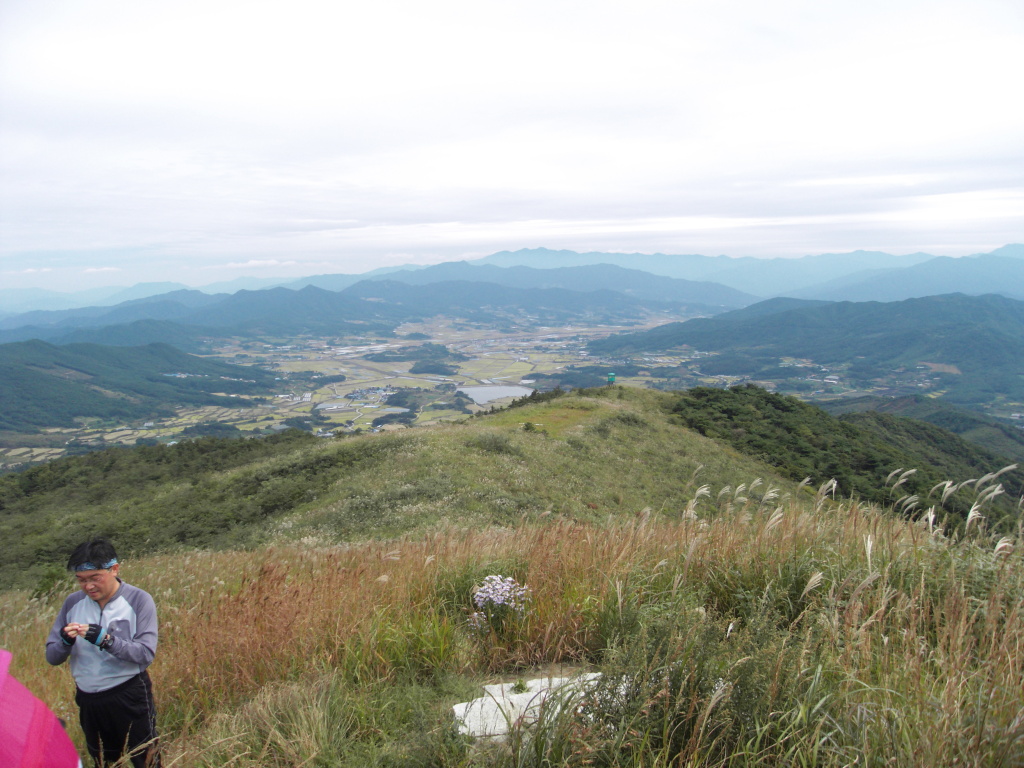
[46, 580, 158, 693]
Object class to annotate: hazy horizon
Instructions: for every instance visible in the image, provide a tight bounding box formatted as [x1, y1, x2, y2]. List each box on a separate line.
[1, 243, 1020, 299]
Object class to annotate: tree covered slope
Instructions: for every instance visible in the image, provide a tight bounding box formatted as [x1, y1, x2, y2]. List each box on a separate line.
[0, 340, 275, 431]
[589, 293, 1024, 403]
[819, 394, 1024, 463]
[669, 385, 1022, 529]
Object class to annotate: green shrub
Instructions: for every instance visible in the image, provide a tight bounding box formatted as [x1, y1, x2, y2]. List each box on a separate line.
[465, 432, 522, 456]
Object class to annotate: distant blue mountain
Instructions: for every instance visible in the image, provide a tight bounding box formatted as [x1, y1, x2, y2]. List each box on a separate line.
[0, 290, 223, 332]
[0, 274, 702, 346]
[3, 244, 1020, 318]
[358, 261, 758, 309]
[0, 283, 190, 315]
[195, 276, 293, 293]
[470, 247, 938, 295]
[471, 245, 1024, 300]
[100, 282, 190, 304]
[283, 264, 427, 291]
[0, 262, 751, 342]
[790, 252, 1024, 302]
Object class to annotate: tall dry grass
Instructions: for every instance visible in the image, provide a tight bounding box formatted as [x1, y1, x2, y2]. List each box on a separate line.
[2, 480, 1021, 766]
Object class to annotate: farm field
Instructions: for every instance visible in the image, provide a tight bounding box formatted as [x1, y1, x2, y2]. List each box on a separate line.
[0, 320, 650, 468]
[10, 308, 1010, 470]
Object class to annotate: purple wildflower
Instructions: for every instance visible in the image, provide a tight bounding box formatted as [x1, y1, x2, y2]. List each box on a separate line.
[469, 575, 531, 634]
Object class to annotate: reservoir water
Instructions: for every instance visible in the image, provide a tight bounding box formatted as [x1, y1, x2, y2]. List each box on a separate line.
[458, 385, 535, 404]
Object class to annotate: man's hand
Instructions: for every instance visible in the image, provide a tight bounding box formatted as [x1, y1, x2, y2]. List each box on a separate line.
[82, 624, 108, 646]
[62, 622, 89, 637]
[61, 622, 114, 649]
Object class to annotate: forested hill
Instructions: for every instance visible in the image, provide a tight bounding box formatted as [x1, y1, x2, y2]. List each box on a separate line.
[339, 280, 689, 323]
[591, 293, 1024, 361]
[589, 293, 1024, 403]
[0, 279, 697, 347]
[820, 395, 1024, 463]
[2, 385, 1019, 590]
[669, 385, 1023, 529]
[0, 340, 275, 431]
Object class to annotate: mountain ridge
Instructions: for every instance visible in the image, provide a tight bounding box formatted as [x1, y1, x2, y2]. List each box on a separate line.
[356, 261, 758, 308]
[0, 266, 734, 344]
[473, 245, 1024, 299]
[588, 293, 1024, 404]
[4, 244, 1020, 316]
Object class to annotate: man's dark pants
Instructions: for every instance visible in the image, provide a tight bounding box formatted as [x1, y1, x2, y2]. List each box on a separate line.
[75, 671, 159, 767]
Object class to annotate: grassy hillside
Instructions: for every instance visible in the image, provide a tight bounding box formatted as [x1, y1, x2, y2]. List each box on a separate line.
[4, 385, 1020, 587]
[0, 388, 791, 590]
[3, 386, 1022, 766]
[4, 480, 1020, 765]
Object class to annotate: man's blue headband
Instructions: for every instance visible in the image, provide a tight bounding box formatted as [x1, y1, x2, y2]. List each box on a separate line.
[74, 558, 118, 571]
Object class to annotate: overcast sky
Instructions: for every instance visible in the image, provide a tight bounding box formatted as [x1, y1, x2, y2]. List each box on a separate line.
[1, 0, 1022, 291]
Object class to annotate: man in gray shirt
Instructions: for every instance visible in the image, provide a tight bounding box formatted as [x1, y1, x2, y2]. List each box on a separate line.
[46, 538, 160, 767]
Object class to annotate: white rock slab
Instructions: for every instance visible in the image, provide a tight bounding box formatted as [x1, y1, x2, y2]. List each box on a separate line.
[453, 673, 602, 740]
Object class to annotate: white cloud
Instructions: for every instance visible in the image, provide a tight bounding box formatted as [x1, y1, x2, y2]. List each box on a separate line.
[0, 0, 1021, 290]
[3, 267, 53, 275]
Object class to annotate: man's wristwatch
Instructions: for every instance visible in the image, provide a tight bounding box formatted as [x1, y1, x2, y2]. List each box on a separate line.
[99, 633, 114, 651]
